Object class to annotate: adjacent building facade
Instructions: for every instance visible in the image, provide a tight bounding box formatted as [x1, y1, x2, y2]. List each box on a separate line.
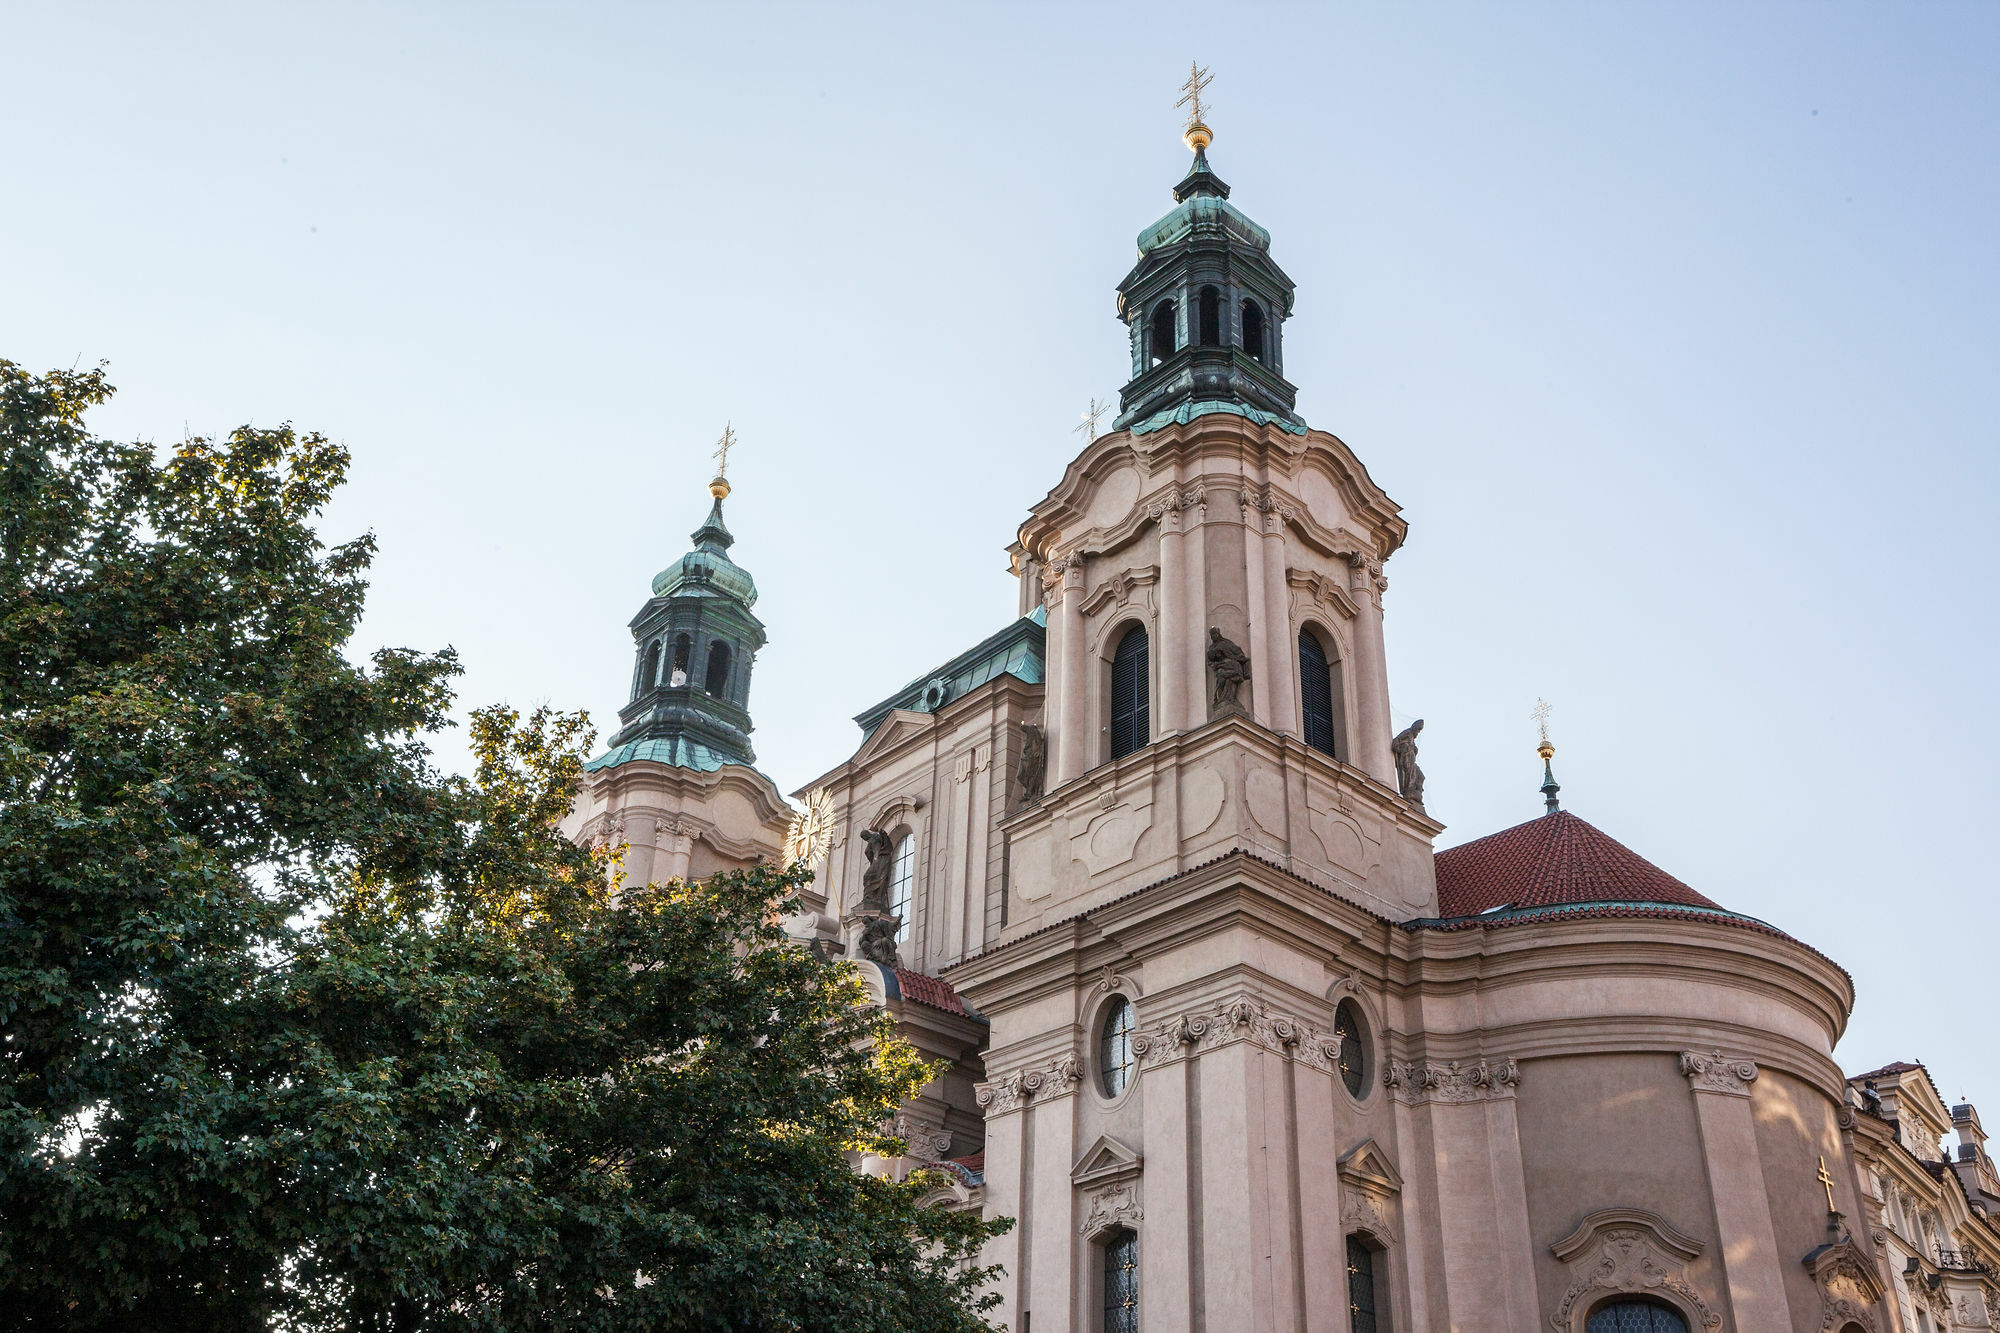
[569, 123, 2000, 1332]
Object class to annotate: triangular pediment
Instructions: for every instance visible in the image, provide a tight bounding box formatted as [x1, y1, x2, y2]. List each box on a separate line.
[1072, 1134, 1142, 1187]
[850, 709, 935, 768]
[1336, 1138, 1403, 1193]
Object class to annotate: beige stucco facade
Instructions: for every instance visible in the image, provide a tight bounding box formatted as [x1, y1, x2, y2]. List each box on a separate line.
[567, 139, 2000, 1332]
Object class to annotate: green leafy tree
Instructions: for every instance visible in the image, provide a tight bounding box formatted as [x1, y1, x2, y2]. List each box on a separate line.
[0, 361, 1007, 1331]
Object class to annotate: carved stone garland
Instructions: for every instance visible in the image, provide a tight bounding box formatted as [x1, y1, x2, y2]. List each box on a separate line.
[974, 1052, 1084, 1116]
[1079, 1181, 1144, 1238]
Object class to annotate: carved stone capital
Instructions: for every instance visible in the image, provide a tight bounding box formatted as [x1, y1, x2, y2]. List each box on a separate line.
[1131, 993, 1333, 1072]
[974, 1051, 1086, 1117]
[1679, 1050, 1759, 1097]
[1383, 1057, 1522, 1104]
[888, 1114, 952, 1163]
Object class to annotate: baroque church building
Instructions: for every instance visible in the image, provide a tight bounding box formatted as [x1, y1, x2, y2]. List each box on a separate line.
[563, 115, 2000, 1333]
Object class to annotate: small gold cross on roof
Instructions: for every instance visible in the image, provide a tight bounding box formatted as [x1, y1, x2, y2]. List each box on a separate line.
[1075, 397, 1109, 444]
[712, 422, 735, 479]
[1176, 61, 1213, 135]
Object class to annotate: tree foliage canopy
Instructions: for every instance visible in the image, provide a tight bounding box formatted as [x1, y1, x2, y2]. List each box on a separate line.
[0, 361, 1006, 1331]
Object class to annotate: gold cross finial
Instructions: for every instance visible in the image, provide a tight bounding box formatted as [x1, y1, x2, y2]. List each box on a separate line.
[1530, 698, 1554, 745]
[709, 423, 735, 499]
[1075, 397, 1109, 444]
[1816, 1155, 1837, 1213]
[1176, 61, 1214, 149]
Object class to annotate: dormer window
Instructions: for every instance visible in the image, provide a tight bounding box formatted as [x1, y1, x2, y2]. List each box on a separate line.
[1241, 299, 1265, 361]
[1198, 285, 1220, 346]
[1149, 300, 1176, 365]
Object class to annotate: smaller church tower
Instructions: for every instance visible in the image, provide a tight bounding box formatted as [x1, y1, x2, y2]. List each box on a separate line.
[565, 447, 793, 889]
[607, 473, 765, 766]
[1112, 112, 1302, 433]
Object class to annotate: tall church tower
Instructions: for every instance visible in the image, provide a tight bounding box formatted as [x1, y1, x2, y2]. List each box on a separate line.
[565, 465, 793, 888]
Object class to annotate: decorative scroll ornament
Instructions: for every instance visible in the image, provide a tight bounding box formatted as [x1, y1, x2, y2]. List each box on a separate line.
[1678, 1050, 1759, 1096]
[1549, 1210, 1718, 1331]
[1340, 1186, 1398, 1245]
[1382, 1058, 1522, 1104]
[1079, 1182, 1143, 1238]
[1803, 1239, 1886, 1333]
[593, 810, 627, 847]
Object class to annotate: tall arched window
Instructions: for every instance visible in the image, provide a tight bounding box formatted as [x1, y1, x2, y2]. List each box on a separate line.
[1149, 300, 1176, 365]
[1585, 1302, 1688, 1333]
[704, 640, 732, 696]
[1299, 628, 1341, 760]
[640, 641, 662, 696]
[888, 833, 916, 944]
[1103, 1229, 1138, 1333]
[1242, 299, 1266, 361]
[1198, 285, 1221, 346]
[1345, 1236, 1382, 1333]
[1100, 997, 1135, 1097]
[671, 633, 692, 686]
[1333, 999, 1368, 1099]
[1109, 625, 1150, 760]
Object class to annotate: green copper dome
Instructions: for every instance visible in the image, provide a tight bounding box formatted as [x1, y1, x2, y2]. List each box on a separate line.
[651, 495, 758, 608]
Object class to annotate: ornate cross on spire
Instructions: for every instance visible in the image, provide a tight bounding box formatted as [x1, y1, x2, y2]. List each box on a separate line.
[1531, 697, 1561, 814]
[712, 423, 735, 480]
[1075, 397, 1109, 444]
[1176, 61, 1214, 149]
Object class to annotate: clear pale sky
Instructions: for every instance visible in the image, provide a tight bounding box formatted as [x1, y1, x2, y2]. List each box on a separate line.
[8, 5, 1997, 1120]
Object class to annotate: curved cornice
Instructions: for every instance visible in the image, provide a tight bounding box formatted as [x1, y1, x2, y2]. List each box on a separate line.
[1014, 419, 1407, 564]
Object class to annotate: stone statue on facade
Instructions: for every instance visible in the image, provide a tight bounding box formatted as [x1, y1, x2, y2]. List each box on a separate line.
[856, 914, 902, 968]
[1207, 627, 1251, 716]
[858, 827, 895, 913]
[1391, 719, 1426, 809]
[1016, 721, 1047, 803]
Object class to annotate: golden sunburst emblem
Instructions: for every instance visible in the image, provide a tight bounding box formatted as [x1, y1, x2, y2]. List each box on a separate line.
[783, 787, 835, 869]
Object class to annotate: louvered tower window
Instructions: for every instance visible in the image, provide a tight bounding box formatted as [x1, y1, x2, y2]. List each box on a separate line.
[1299, 629, 1339, 759]
[1109, 626, 1150, 760]
[1103, 1228, 1138, 1333]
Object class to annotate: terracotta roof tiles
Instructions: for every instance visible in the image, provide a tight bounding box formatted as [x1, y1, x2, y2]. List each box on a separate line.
[1434, 810, 1723, 918]
[893, 967, 973, 1017]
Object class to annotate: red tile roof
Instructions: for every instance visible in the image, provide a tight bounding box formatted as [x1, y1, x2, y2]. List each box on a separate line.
[948, 1151, 984, 1173]
[893, 967, 971, 1016]
[1851, 1061, 1925, 1081]
[1434, 810, 1724, 918]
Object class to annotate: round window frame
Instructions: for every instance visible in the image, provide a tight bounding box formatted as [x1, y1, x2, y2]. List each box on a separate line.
[1331, 996, 1373, 1106]
[1094, 993, 1140, 1105]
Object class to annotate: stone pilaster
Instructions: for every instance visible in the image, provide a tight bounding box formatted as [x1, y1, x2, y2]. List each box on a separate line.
[1679, 1050, 1795, 1329]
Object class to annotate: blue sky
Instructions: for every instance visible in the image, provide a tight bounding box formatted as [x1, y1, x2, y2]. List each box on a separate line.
[8, 4, 1997, 1118]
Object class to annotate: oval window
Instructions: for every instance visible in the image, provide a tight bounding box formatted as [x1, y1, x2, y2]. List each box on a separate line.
[1334, 998, 1368, 1099]
[1100, 997, 1136, 1097]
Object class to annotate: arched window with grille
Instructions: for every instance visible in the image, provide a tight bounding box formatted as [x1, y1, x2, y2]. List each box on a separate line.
[1103, 1228, 1138, 1333]
[1242, 299, 1266, 361]
[1346, 1236, 1383, 1333]
[1198, 285, 1221, 346]
[1585, 1301, 1689, 1333]
[1149, 300, 1176, 365]
[704, 640, 732, 696]
[1100, 997, 1135, 1097]
[1299, 627, 1342, 760]
[1333, 999, 1368, 1099]
[639, 640, 662, 697]
[888, 833, 916, 944]
[1109, 625, 1150, 760]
